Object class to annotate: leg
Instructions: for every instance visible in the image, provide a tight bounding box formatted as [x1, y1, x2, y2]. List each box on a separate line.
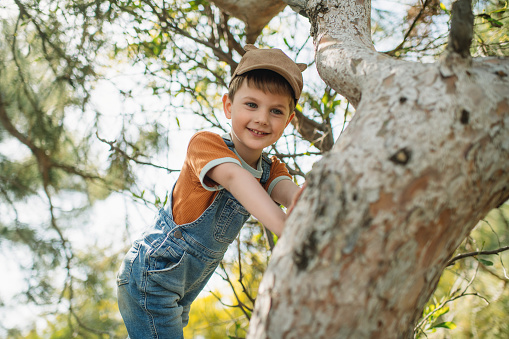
[117, 240, 186, 339]
[118, 273, 185, 339]
[182, 304, 191, 328]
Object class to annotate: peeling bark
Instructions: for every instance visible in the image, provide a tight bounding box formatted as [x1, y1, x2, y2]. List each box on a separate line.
[248, 0, 509, 338]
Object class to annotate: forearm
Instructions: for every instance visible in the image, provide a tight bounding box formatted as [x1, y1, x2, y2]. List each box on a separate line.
[225, 171, 287, 237]
[270, 179, 300, 208]
[208, 163, 287, 236]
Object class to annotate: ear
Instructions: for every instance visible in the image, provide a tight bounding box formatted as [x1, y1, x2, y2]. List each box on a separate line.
[285, 111, 295, 127]
[222, 94, 232, 119]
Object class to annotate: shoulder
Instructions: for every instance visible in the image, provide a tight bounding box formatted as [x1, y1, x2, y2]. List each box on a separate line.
[268, 155, 292, 177]
[186, 131, 237, 163]
[188, 131, 229, 150]
[189, 130, 223, 144]
[269, 155, 286, 167]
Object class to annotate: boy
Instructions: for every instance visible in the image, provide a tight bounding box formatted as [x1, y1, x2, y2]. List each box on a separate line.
[117, 44, 307, 338]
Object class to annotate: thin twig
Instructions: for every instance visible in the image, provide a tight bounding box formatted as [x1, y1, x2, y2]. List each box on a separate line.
[219, 262, 253, 319]
[385, 0, 433, 56]
[415, 262, 488, 333]
[447, 246, 509, 267]
[96, 132, 179, 172]
[236, 239, 256, 304]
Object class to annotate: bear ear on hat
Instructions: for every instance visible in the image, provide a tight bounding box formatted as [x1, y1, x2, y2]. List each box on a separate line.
[297, 63, 307, 72]
[244, 44, 258, 51]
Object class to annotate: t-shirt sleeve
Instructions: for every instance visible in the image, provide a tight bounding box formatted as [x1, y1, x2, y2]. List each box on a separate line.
[187, 132, 242, 191]
[264, 155, 293, 196]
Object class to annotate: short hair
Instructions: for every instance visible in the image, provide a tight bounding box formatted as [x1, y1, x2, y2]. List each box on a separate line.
[228, 69, 296, 113]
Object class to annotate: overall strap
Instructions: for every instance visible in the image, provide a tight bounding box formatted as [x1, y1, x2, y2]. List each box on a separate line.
[260, 154, 271, 186]
[222, 137, 235, 149]
[222, 137, 271, 186]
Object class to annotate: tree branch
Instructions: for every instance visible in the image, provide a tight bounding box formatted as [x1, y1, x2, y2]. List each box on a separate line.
[96, 133, 179, 173]
[14, 0, 82, 85]
[218, 262, 253, 319]
[385, 0, 433, 57]
[141, 0, 238, 67]
[291, 107, 334, 152]
[447, 0, 474, 58]
[0, 92, 53, 188]
[237, 239, 256, 303]
[447, 246, 509, 267]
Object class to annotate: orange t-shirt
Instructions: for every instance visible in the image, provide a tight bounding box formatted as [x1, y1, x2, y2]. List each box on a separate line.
[172, 131, 292, 225]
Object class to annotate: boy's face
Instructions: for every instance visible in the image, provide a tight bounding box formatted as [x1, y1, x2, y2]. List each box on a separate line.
[223, 81, 295, 161]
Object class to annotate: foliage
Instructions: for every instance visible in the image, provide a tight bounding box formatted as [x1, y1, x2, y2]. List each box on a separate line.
[378, 0, 508, 59]
[417, 302, 457, 337]
[415, 203, 509, 338]
[184, 293, 249, 339]
[4, 246, 127, 338]
[472, 0, 509, 56]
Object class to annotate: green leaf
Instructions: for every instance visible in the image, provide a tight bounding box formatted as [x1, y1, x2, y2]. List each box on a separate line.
[283, 37, 291, 49]
[488, 19, 503, 28]
[133, 190, 145, 199]
[478, 13, 504, 27]
[433, 321, 457, 330]
[492, 8, 508, 14]
[435, 305, 450, 317]
[478, 258, 494, 266]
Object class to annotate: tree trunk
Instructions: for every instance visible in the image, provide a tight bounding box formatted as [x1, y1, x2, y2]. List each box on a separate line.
[247, 0, 509, 338]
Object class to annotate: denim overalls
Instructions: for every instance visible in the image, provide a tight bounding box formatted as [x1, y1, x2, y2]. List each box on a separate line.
[117, 138, 271, 339]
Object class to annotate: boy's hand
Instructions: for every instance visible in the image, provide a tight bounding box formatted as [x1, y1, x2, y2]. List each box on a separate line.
[287, 182, 306, 215]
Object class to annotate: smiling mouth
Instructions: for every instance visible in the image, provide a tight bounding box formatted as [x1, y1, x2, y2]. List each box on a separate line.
[248, 128, 269, 135]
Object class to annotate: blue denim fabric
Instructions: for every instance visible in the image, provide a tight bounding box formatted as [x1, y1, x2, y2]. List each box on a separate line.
[117, 148, 271, 338]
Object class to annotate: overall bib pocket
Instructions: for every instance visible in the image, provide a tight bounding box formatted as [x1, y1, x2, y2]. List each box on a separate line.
[214, 198, 249, 243]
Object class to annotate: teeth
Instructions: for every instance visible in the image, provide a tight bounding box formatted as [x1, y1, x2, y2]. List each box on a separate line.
[250, 128, 267, 135]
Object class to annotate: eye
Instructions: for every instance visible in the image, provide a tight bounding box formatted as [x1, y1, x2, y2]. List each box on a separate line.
[246, 102, 257, 108]
[271, 108, 284, 115]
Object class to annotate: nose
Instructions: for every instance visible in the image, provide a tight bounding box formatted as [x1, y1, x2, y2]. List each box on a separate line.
[254, 110, 269, 125]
